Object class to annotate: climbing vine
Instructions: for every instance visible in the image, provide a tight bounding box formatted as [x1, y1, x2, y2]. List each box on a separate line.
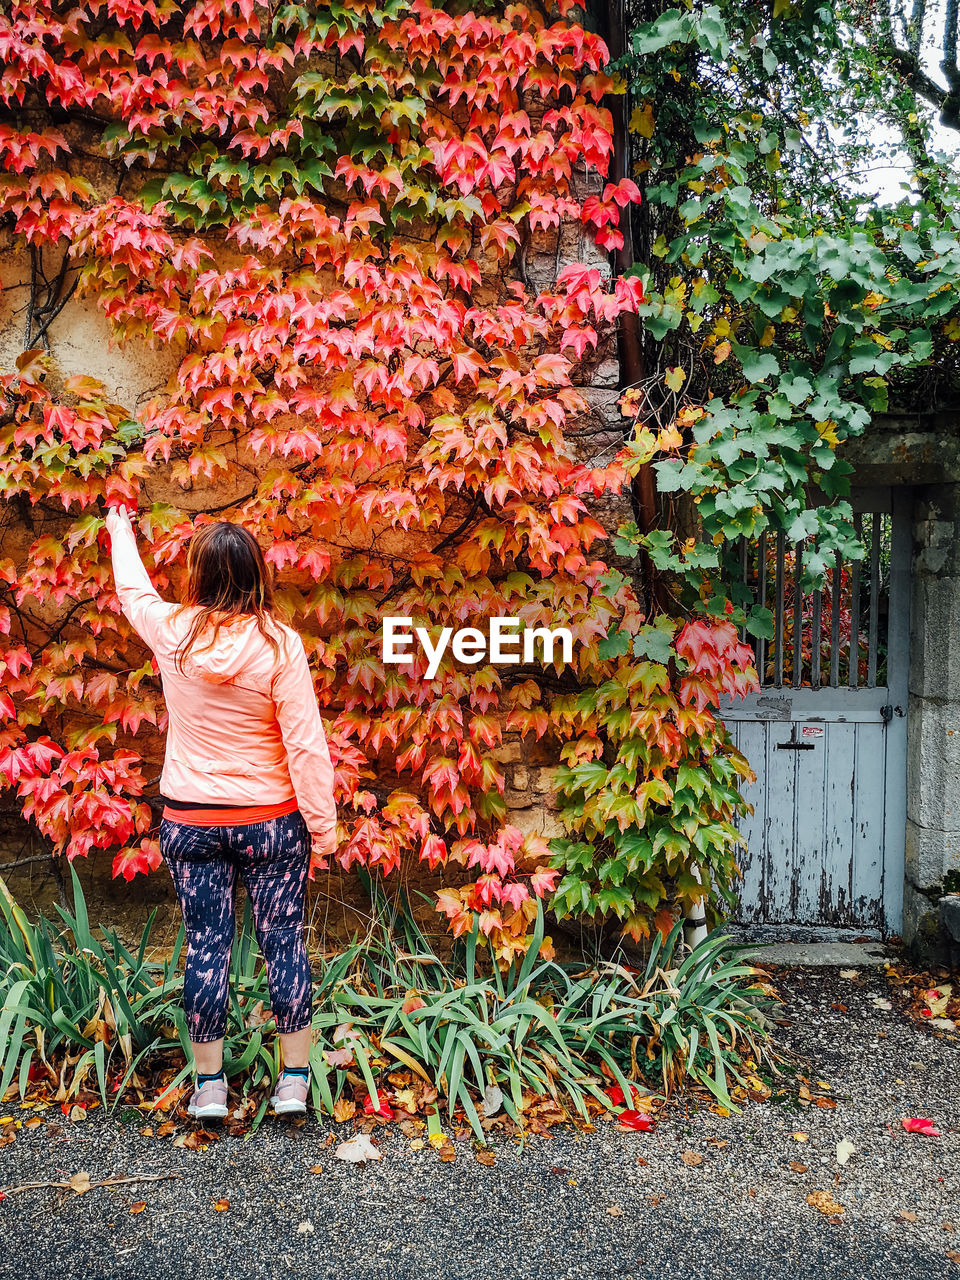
[0, 0, 765, 961]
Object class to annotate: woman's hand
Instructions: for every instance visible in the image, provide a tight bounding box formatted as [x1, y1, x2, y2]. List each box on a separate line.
[310, 828, 337, 868]
[104, 505, 135, 540]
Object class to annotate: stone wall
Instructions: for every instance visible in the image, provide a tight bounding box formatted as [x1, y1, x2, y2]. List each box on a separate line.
[904, 483, 960, 951]
[839, 415, 960, 956]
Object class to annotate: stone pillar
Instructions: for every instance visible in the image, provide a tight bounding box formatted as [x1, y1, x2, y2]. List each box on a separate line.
[904, 482, 960, 950]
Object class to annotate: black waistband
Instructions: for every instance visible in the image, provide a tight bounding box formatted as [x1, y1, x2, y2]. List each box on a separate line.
[160, 795, 254, 811]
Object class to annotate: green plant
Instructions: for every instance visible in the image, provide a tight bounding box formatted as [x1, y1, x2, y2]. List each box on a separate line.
[0, 870, 777, 1139]
[606, 920, 776, 1105]
[311, 878, 779, 1138]
[0, 867, 181, 1105]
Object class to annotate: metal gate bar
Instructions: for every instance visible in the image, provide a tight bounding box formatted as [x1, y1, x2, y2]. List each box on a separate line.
[735, 511, 891, 691]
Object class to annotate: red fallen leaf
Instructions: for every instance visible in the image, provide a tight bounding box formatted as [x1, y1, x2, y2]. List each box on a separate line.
[604, 1084, 644, 1108]
[902, 1117, 942, 1136]
[616, 1110, 655, 1132]
[402, 995, 427, 1014]
[362, 1092, 394, 1120]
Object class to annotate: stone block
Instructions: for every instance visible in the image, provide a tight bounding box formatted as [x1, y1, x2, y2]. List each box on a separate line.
[904, 818, 960, 888]
[527, 766, 558, 795]
[591, 358, 621, 388]
[504, 804, 563, 842]
[902, 880, 939, 949]
[504, 790, 531, 809]
[942, 894, 960, 943]
[908, 574, 960, 701]
[904, 698, 960, 832]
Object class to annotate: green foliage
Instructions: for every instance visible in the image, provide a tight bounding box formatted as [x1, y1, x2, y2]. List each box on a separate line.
[0, 873, 776, 1138]
[618, 0, 960, 610]
[550, 730, 751, 937]
[0, 867, 182, 1106]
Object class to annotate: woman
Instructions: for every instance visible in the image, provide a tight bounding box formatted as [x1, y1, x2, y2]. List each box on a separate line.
[106, 507, 337, 1121]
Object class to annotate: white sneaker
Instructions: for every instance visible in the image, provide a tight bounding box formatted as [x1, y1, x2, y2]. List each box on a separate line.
[186, 1075, 228, 1120]
[270, 1071, 309, 1115]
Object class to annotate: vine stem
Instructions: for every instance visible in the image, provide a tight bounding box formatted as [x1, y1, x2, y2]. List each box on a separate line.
[0, 1172, 184, 1198]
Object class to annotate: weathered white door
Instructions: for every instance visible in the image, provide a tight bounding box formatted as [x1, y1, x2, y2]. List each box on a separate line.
[716, 487, 911, 936]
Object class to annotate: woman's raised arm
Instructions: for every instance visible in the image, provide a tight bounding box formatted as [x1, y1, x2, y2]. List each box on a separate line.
[106, 506, 172, 651]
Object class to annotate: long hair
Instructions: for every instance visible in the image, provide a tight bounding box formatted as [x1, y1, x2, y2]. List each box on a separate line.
[171, 522, 283, 675]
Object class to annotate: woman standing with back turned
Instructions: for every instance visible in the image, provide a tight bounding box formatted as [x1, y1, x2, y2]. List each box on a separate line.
[106, 507, 337, 1121]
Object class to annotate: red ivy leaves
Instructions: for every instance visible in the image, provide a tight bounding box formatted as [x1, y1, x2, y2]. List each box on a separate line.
[0, 0, 743, 957]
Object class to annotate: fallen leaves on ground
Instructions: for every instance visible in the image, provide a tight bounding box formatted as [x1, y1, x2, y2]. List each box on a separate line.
[212, 1199, 230, 1211]
[607, 1205, 623, 1217]
[680, 1151, 703, 1167]
[335, 1134, 381, 1164]
[790, 1161, 808, 1173]
[902, 1117, 942, 1136]
[69, 1171, 92, 1195]
[882, 964, 960, 1032]
[129, 1201, 146, 1214]
[616, 1110, 655, 1132]
[475, 1149, 495, 1166]
[898, 1210, 918, 1223]
[807, 1190, 844, 1216]
[792, 1131, 809, 1142]
[332, 1097, 357, 1124]
[604, 1083, 650, 1109]
[362, 1091, 394, 1121]
[836, 1140, 855, 1165]
[173, 1128, 218, 1151]
[482, 1084, 503, 1118]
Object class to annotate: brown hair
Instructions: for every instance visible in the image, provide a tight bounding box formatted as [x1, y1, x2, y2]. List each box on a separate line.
[171, 522, 284, 674]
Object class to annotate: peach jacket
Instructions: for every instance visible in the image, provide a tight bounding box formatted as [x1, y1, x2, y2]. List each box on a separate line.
[109, 520, 336, 838]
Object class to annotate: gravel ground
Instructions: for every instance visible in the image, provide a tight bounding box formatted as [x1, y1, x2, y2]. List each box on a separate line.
[0, 963, 957, 1280]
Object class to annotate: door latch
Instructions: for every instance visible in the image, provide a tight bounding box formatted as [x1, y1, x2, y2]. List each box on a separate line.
[776, 726, 815, 751]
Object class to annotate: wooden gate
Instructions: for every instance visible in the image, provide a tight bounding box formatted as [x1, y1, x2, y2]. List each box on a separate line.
[716, 487, 912, 936]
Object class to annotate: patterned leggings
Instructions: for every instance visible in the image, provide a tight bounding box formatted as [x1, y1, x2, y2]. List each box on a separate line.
[159, 810, 312, 1043]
